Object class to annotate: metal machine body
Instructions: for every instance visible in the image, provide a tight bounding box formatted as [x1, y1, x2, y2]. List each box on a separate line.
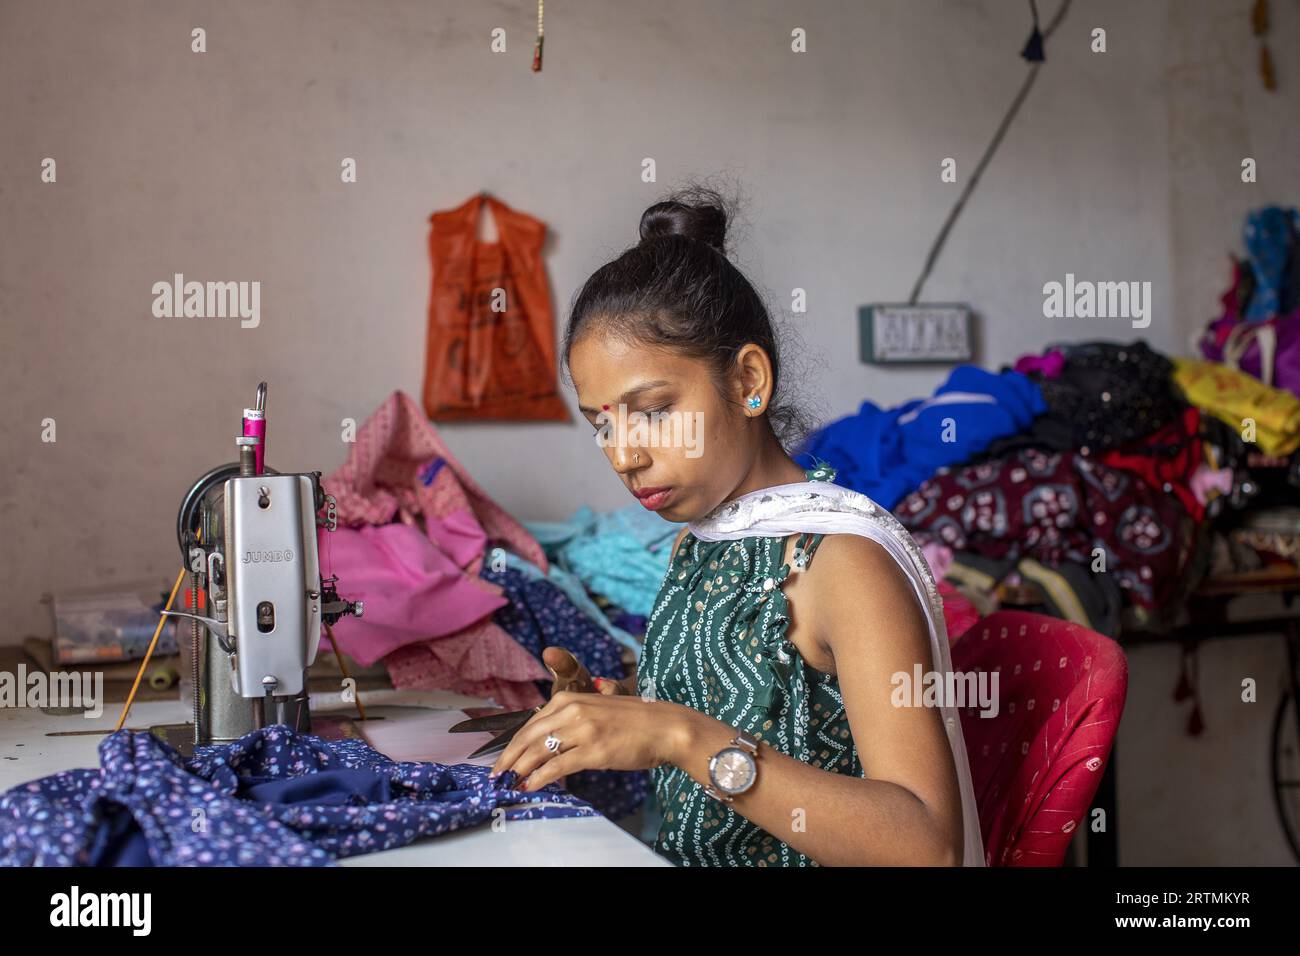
[163, 383, 360, 745]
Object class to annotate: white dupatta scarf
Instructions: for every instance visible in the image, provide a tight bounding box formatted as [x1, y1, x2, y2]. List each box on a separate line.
[688, 479, 987, 867]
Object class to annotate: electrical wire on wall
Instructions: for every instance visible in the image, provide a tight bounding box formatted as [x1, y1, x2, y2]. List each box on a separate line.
[908, 0, 1074, 305]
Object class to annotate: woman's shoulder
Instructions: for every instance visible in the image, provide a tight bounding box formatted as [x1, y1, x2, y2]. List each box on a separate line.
[801, 532, 931, 653]
[803, 531, 925, 616]
[806, 531, 899, 579]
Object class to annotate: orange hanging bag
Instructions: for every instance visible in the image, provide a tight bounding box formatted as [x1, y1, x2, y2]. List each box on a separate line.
[422, 193, 570, 421]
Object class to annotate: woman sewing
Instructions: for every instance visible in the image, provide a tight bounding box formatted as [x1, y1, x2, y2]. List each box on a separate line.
[490, 186, 984, 867]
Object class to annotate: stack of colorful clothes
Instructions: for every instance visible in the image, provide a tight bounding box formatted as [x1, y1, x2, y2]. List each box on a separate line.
[796, 328, 1300, 641]
[1185, 206, 1300, 581]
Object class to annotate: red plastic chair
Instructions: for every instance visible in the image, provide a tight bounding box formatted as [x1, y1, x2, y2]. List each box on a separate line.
[950, 610, 1128, 866]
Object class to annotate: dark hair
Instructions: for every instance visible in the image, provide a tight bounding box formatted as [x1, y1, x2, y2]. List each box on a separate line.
[562, 183, 815, 451]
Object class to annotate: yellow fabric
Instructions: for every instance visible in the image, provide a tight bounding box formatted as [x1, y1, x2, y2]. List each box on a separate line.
[1172, 358, 1300, 456]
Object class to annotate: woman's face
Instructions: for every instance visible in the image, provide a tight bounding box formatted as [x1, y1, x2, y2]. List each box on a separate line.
[569, 329, 757, 523]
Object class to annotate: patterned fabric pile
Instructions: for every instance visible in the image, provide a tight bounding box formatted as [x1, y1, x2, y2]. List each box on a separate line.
[0, 725, 596, 866]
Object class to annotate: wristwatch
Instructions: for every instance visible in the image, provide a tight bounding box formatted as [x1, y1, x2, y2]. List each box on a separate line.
[704, 730, 761, 802]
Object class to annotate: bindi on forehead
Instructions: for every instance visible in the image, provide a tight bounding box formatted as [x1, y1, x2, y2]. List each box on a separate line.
[577, 378, 674, 416]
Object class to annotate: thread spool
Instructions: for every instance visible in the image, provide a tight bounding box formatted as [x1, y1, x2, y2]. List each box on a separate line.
[148, 666, 178, 691]
[242, 408, 266, 475]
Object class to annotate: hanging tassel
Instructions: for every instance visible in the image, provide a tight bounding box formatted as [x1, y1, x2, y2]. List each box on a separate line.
[532, 0, 545, 72]
[1260, 44, 1276, 91]
[1252, 0, 1275, 92]
[1187, 702, 1205, 736]
[1251, 0, 1269, 36]
[1020, 0, 1045, 62]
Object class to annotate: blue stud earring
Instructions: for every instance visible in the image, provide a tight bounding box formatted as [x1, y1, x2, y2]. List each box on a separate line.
[747, 395, 762, 410]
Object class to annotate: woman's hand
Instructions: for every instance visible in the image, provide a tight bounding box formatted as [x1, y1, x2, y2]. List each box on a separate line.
[542, 646, 635, 696]
[488, 690, 696, 792]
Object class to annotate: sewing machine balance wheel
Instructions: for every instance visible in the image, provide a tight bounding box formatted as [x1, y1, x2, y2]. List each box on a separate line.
[176, 461, 279, 560]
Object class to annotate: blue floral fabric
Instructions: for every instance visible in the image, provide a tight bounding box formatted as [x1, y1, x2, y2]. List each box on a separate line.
[480, 564, 651, 820]
[0, 725, 597, 867]
[482, 565, 626, 685]
[500, 551, 641, 651]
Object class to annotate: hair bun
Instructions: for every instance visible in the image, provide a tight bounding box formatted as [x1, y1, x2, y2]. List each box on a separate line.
[638, 187, 729, 254]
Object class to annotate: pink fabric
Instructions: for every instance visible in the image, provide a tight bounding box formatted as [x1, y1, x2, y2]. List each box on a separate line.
[425, 507, 494, 568]
[938, 579, 981, 643]
[324, 390, 547, 574]
[321, 390, 552, 704]
[384, 618, 550, 710]
[1013, 349, 1065, 379]
[921, 541, 953, 580]
[951, 610, 1127, 866]
[1190, 464, 1233, 507]
[321, 523, 512, 667]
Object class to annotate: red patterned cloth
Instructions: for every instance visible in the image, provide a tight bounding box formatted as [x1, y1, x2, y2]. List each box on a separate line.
[384, 618, 548, 709]
[322, 390, 550, 707]
[896, 447, 1197, 611]
[1098, 406, 1205, 522]
[951, 610, 1127, 866]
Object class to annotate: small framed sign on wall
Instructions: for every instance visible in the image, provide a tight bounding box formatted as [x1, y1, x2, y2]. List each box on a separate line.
[859, 303, 973, 364]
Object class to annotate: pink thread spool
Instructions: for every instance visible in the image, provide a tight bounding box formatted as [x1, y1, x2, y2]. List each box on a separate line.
[242, 409, 265, 474]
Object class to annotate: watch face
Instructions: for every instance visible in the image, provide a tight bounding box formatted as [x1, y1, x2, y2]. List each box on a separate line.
[712, 747, 756, 794]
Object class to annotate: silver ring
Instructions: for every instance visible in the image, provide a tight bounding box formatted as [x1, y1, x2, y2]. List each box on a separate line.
[544, 734, 562, 754]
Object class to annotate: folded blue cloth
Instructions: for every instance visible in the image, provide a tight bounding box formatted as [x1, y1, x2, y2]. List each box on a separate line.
[527, 502, 681, 554]
[795, 365, 1045, 510]
[525, 504, 682, 618]
[0, 725, 597, 867]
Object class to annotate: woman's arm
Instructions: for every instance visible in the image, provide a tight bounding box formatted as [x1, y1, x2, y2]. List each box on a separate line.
[664, 533, 965, 866]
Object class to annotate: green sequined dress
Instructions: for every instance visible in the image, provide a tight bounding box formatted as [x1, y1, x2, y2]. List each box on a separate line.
[637, 464, 853, 867]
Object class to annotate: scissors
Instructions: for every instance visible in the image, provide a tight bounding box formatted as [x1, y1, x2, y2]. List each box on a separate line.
[448, 706, 543, 759]
[450, 656, 600, 758]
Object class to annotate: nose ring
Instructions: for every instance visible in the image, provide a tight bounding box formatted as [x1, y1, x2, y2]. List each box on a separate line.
[632, 452, 640, 463]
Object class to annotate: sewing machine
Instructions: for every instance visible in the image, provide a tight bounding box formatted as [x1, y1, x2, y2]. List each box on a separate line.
[155, 383, 362, 748]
